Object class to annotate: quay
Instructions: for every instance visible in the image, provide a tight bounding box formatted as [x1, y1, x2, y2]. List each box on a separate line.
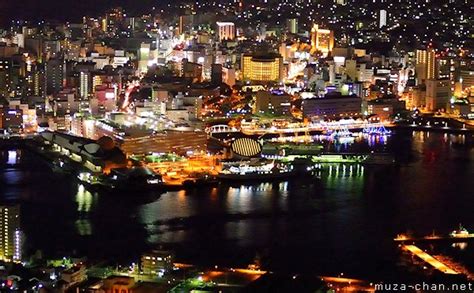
[394, 234, 474, 243]
[402, 245, 458, 275]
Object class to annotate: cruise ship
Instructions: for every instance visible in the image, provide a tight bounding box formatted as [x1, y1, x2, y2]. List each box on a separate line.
[217, 159, 318, 181]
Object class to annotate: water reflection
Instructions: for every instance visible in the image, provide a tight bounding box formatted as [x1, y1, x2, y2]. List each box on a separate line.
[75, 184, 96, 236]
[452, 242, 468, 250]
[0, 149, 22, 165]
[76, 185, 95, 213]
[7, 150, 18, 165]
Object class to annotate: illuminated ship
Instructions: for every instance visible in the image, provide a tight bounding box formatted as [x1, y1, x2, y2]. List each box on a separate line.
[77, 167, 163, 192]
[311, 153, 395, 165]
[107, 167, 163, 191]
[217, 159, 317, 181]
[450, 224, 470, 238]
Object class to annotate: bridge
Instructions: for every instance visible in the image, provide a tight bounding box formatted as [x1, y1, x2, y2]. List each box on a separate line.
[207, 125, 240, 135]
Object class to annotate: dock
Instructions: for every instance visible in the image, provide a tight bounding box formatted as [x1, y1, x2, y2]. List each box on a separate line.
[402, 245, 458, 275]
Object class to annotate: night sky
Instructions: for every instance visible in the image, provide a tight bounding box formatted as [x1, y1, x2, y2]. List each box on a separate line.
[0, 0, 159, 27]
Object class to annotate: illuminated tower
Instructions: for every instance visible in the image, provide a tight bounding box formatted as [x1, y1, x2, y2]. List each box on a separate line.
[310, 25, 334, 57]
[0, 204, 22, 262]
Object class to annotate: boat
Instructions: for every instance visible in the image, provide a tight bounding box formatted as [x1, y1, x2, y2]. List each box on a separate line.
[182, 174, 219, 188]
[450, 224, 470, 238]
[217, 159, 317, 181]
[311, 153, 395, 165]
[104, 167, 164, 192]
[362, 153, 396, 165]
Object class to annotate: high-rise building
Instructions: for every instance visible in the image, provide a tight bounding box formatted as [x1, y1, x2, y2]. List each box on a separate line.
[211, 63, 223, 85]
[0, 59, 11, 97]
[310, 25, 334, 56]
[45, 58, 64, 94]
[179, 15, 194, 35]
[138, 43, 151, 73]
[416, 48, 436, 83]
[0, 204, 22, 263]
[286, 18, 298, 34]
[79, 71, 90, 98]
[425, 79, 451, 111]
[379, 10, 387, 28]
[426, 50, 436, 80]
[216, 22, 235, 41]
[459, 69, 474, 90]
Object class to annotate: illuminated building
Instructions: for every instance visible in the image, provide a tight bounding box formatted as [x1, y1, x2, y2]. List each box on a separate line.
[138, 43, 151, 73]
[61, 265, 87, 287]
[84, 119, 207, 155]
[45, 58, 64, 94]
[0, 108, 23, 134]
[182, 60, 203, 82]
[216, 22, 235, 41]
[404, 86, 426, 109]
[40, 131, 127, 174]
[416, 48, 436, 83]
[310, 25, 334, 56]
[437, 57, 451, 80]
[286, 18, 298, 34]
[102, 7, 124, 35]
[141, 250, 174, 275]
[426, 49, 438, 79]
[254, 90, 291, 115]
[222, 67, 236, 87]
[301, 92, 361, 119]
[241, 53, 283, 83]
[32, 67, 46, 97]
[179, 15, 194, 35]
[379, 10, 387, 28]
[92, 75, 103, 92]
[79, 71, 90, 98]
[367, 98, 405, 121]
[425, 79, 451, 111]
[459, 69, 474, 90]
[0, 204, 22, 263]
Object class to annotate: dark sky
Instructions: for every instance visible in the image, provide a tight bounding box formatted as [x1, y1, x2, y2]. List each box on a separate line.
[0, 0, 159, 27]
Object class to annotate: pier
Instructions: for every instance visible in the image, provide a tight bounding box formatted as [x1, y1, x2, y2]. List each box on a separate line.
[402, 245, 458, 275]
